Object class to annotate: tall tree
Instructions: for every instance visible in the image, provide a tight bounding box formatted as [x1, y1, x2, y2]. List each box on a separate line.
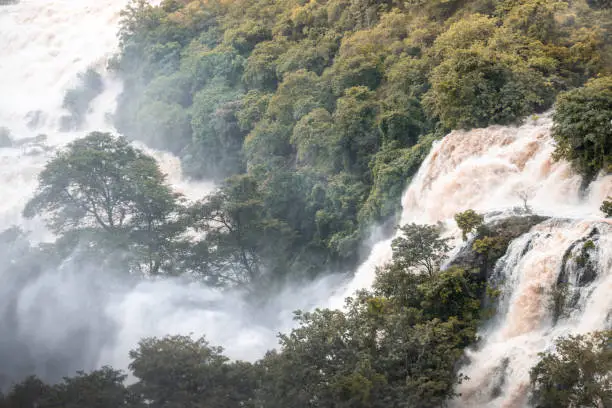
[23, 132, 183, 274]
[186, 175, 293, 285]
[391, 223, 450, 276]
[129, 335, 258, 408]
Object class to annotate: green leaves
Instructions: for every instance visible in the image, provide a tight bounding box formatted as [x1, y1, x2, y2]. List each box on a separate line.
[454, 209, 484, 241]
[111, 0, 611, 287]
[530, 330, 612, 408]
[601, 197, 612, 217]
[257, 223, 483, 407]
[0, 369, 136, 408]
[391, 223, 450, 276]
[23, 132, 183, 275]
[552, 76, 612, 180]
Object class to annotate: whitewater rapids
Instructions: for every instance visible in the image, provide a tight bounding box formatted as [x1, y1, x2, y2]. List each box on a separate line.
[331, 113, 612, 406]
[1, 1, 610, 406]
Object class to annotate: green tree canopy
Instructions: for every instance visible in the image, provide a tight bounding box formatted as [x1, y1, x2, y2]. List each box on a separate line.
[552, 76, 612, 179]
[391, 223, 450, 276]
[530, 330, 612, 408]
[23, 132, 184, 274]
[454, 209, 484, 241]
[129, 335, 258, 408]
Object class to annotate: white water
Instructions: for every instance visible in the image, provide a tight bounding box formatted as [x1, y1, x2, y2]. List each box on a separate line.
[331, 114, 612, 406]
[0, 0, 335, 385]
[2, 1, 611, 404]
[332, 114, 611, 305]
[455, 219, 612, 407]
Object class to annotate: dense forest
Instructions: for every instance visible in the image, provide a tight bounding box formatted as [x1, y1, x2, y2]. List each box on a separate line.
[58, 0, 612, 283]
[2, 0, 612, 405]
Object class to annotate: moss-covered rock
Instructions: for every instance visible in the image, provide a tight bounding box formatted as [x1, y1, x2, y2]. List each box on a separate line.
[449, 214, 549, 280]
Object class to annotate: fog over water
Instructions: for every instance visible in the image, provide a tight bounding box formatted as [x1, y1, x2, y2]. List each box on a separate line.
[1, 2, 611, 407]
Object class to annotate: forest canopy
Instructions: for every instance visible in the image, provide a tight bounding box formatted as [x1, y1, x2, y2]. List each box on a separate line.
[6, 0, 612, 404]
[110, 0, 612, 281]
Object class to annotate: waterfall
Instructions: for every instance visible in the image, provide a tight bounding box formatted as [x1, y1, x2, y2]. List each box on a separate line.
[332, 113, 612, 406]
[454, 219, 611, 407]
[332, 114, 611, 306]
[1, 1, 610, 402]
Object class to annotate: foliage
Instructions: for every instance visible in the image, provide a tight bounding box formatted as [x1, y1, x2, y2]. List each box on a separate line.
[0, 368, 137, 408]
[454, 209, 484, 241]
[552, 76, 612, 179]
[129, 335, 258, 407]
[602, 196, 612, 217]
[185, 174, 295, 285]
[472, 235, 507, 262]
[530, 330, 612, 408]
[110, 0, 612, 282]
[391, 223, 450, 276]
[22, 132, 184, 275]
[0, 221, 489, 407]
[60, 68, 104, 131]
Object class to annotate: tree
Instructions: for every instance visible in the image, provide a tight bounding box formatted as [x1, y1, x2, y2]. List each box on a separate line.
[259, 223, 482, 408]
[516, 185, 536, 213]
[454, 209, 484, 241]
[41, 367, 137, 408]
[332, 86, 381, 175]
[186, 175, 293, 285]
[601, 197, 612, 217]
[424, 45, 551, 129]
[391, 223, 450, 276]
[0, 376, 50, 408]
[23, 132, 183, 274]
[552, 76, 612, 180]
[530, 330, 612, 408]
[60, 68, 104, 131]
[189, 80, 245, 179]
[290, 108, 339, 170]
[129, 335, 258, 408]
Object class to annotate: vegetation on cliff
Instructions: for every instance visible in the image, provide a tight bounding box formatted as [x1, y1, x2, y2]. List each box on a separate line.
[0, 222, 486, 407]
[109, 0, 611, 280]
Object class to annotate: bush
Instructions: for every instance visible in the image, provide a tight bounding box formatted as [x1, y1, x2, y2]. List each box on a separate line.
[601, 197, 612, 217]
[455, 209, 484, 241]
[530, 331, 612, 408]
[552, 76, 612, 179]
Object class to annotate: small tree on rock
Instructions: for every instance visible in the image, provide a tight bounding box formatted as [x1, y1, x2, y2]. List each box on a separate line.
[454, 209, 484, 241]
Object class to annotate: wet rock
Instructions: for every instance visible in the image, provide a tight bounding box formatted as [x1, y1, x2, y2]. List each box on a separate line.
[449, 214, 549, 280]
[12, 133, 48, 148]
[557, 229, 600, 288]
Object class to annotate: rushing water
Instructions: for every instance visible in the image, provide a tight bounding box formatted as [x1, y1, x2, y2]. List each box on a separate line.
[1, 1, 611, 405]
[454, 219, 612, 407]
[332, 114, 612, 406]
[332, 114, 611, 305]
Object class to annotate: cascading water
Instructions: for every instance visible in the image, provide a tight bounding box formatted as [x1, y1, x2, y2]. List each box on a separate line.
[331, 113, 612, 406]
[455, 219, 611, 408]
[2, 1, 611, 404]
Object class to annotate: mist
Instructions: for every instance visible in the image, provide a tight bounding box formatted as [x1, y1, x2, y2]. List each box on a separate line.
[0, 0, 349, 389]
[0, 222, 348, 388]
[1, 1, 611, 405]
